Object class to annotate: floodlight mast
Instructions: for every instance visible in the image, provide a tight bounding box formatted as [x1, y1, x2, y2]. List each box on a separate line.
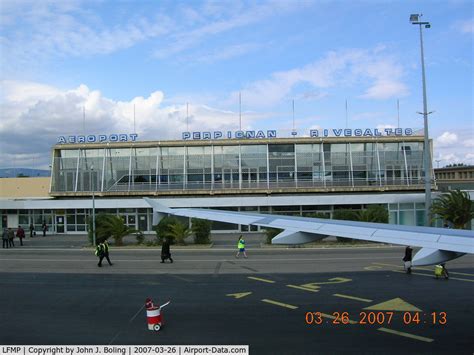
[410, 13, 432, 226]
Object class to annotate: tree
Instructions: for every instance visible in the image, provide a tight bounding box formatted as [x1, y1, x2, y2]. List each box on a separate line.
[357, 205, 389, 223]
[431, 190, 474, 229]
[165, 222, 192, 245]
[153, 216, 180, 244]
[264, 227, 283, 244]
[191, 218, 212, 244]
[332, 205, 388, 242]
[88, 213, 136, 246]
[99, 215, 136, 246]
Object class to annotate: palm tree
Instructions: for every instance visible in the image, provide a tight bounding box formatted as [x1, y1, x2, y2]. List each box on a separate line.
[97, 215, 136, 246]
[431, 190, 474, 229]
[165, 222, 191, 245]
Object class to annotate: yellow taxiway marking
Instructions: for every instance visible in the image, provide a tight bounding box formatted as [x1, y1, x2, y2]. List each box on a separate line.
[298, 277, 352, 291]
[364, 265, 383, 271]
[373, 262, 474, 277]
[248, 276, 275, 284]
[320, 312, 357, 324]
[364, 297, 421, 312]
[226, 292, 252, 299]
[378, 327, 434, 343]
[261, 299, 298, 309]
[333, 294, 372, 303]
[392, 269, 474, 282]
[287, 284, 319, 292]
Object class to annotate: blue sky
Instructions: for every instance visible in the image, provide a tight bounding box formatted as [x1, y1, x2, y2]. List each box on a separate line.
[0, 0, 472, 169]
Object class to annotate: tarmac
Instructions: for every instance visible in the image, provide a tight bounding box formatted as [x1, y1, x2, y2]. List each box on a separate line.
[1, 233, 473, 354]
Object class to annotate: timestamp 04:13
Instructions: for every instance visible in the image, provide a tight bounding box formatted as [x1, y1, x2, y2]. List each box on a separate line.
[305, 311, 447, 325]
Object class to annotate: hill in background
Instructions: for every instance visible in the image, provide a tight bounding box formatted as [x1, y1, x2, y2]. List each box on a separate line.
[0, 168, 50, 178]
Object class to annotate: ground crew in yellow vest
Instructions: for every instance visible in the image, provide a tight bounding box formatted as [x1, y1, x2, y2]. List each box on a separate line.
[96, 239, 113, 267]
[235, 235, 247, 258]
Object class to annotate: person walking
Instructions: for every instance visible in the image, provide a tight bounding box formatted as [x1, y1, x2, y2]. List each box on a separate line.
[16, 226, 25, 246]
[161, 237, 173, 263]
[235, 235, 247, 258]
[435, 263, 449, 279]
[42, 221, 48, 237]
[29, 223, 35, 238]
[7, 228, 15, 247]
[403, 246, 413, 274]
[2, 228, 9, 249]
[96, 239, 113, 267]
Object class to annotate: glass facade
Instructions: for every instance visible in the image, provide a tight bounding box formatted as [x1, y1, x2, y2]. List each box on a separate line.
[51, 139, 427, 193]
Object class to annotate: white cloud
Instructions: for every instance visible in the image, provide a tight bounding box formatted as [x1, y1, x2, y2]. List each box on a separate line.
[230, 48, 408, 108]
[376, 124, 397, 130]
[191, 43, 260, 63]
[0, 81, 257, 169]
[463, 139, 474, 148]
[435, 132, 458, 147]
[455, 19, 474, 34]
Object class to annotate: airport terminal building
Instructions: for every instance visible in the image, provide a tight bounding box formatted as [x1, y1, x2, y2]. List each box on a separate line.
[1, 128, 441, 233]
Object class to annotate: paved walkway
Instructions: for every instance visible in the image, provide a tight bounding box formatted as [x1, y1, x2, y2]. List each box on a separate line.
[9, 232, 267, 249]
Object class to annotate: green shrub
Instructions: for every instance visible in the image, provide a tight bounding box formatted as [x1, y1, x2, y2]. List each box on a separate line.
[153, 216, 179, 244]
[264, 228, 283, 244]
[191, 218, 212, 244]
[136, 231, 145, 245]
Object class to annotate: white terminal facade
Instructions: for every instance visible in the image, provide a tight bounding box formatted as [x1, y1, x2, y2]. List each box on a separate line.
[1, 131, 439, 233]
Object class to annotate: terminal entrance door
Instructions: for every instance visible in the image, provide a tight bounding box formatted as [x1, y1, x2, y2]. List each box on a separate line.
[56, 215, 65, 233]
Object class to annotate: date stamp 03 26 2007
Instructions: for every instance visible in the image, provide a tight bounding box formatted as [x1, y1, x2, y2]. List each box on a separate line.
[305, 311, 447, 326]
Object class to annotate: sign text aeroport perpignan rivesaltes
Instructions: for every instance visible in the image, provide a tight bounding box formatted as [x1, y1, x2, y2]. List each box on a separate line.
[182, 128, 414, 140]
[56, 128, 414, 144]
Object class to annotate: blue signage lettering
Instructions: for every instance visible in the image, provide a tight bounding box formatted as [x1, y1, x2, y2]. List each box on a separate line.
[77, 136, 86, 143]
[178, 128, 416, 140]
[363, 129, 373, 136]
[57, 136, 66, 144]
[245, 131, 255, 138]
[129, 133, 138, 141]
[109, 134, 118, 142]
[57, 133, 139, 144]
[99, 135, 107, 142]
[310, 130, 318, 137]
[267, 130, 276, 138]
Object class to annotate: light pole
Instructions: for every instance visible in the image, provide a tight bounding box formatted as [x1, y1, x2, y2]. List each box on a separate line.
[410, 14, 432, 226]
[91, 165, 96, 247]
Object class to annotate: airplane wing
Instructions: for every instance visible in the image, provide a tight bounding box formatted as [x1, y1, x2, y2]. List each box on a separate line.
[144, 198, 474, 266]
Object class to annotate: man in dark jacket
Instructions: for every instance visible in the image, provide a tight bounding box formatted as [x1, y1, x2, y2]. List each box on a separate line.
[16, 226, 25, 246]
[2, 228, 9, 249]
[8, 228, 15, 247]
[96, 240, 113, 267]
[403, 246, 413, 274]
[161, 238, 173, 263]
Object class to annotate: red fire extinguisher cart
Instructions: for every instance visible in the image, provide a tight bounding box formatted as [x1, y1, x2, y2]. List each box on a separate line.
[145, 298, 171, 331]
